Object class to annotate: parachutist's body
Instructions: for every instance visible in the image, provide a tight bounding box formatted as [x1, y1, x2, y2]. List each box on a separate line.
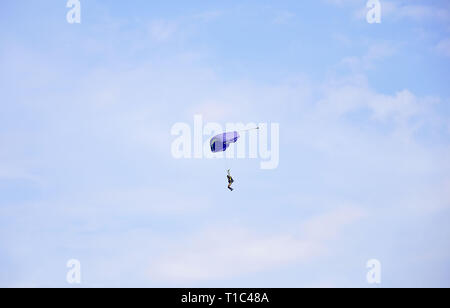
[227, 169, 234, 191]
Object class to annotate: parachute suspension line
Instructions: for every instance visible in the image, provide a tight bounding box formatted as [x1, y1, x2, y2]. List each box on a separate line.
[225, 154, 232, 172]
[224, 141, 232, 170]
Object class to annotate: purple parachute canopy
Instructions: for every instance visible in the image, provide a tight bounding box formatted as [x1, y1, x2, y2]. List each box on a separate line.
[210, 131, 240, 153]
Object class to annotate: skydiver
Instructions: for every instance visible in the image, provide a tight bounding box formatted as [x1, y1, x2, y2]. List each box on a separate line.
[227, 169, 234, 191]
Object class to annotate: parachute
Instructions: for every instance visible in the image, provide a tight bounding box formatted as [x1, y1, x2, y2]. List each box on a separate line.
[210, 131, 240, 153]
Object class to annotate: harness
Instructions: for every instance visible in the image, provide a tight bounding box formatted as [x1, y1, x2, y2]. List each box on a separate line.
[227, 175, 234, 184]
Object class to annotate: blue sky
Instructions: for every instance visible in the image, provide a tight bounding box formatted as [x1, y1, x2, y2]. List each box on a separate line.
[0, 0, 449, 287]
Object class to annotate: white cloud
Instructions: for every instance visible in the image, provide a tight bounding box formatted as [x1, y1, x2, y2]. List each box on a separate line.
[317, 75, 425, 122]
[148, 207, 365, 282]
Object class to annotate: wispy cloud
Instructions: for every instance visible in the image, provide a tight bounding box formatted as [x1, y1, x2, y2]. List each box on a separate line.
[339, 41, 399, 71]
[148, 207, 365, 283]
[0, 164, 41, 184]
[272, 10, 296, 24]
[193, 10, 223, 22]
[148, 19, 178, 42]
[436, 38, 450, 57]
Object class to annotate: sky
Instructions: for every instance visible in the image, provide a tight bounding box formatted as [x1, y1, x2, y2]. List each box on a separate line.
[0, 0, 449, 287]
